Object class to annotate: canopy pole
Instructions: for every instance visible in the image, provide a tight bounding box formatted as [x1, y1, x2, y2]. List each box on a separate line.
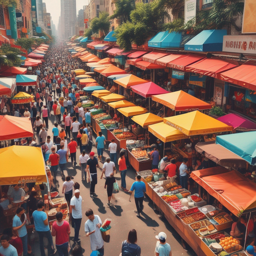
[163, 142, 165, 157]
[149, 98, 150, 112]
[244, 212, 251, 250]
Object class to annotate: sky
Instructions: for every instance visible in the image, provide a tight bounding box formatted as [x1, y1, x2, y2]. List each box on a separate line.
[43, 0, 88, 29]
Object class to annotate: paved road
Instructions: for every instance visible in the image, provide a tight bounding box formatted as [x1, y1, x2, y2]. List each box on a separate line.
[36, 113, 194, 256]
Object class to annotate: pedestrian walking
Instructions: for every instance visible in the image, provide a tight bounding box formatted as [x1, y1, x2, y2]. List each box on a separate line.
[86, 152, 99, 197]
[57, 144, 68, 179]
[121, 229, 141, 256]
[53, 100, 57, 118]
[101, 157, 115, 179]
[32, 201, 56, 256]
[56, 103, 61, 123]
[71, 117, 80, 141]
[79, 150, 89, 181]
[39, 127, 47, 144]
[104, 172, 116, 206]
[52, 122, 59, 144]
[85, 108, 91, 127]
[179, 158, 189, 189]
[96, 132, 105, 161]
[62, 176, 74, 205]
[34, 116, 43, 135]
[155, 232, 172, 256]
[52, 212, 70, 256]
[108, 139, 117, 165]
[78, 105, 84, 124]
[23, 108, 30, 118]
[65, 113, 72, 138]
[42, 105, 49, 129]
[49, 146, 60, 180]
[84, 209, 104, 256]
[0, 235, 18, 256]
[45, 136, 53, 163]
[81, 130, 88, 153]
[118, 152, 128, 192]
[70, 190, 82, 243]
[129, 175, 146, 218]
[68, 138, 78, 167]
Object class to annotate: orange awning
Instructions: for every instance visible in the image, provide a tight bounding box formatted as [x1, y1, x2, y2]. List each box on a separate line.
[94, 65, 114, 73]
[155, 54, 183, 66]
[88, 56, 101, 63]
[80, 78, 97, 85]
[100, 66, 127, 77]
[191, 167, 256, 216]
[142, 52, 168, 63]
[126, 58, 142, 65]
[135, 61, 163, 71]
[114, 74, 147, 88]
[98, 58, 111, 64]
[167, 55, 204, 71]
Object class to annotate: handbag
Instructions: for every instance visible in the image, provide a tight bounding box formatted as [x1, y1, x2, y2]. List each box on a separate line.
[113, 182, 119, 193]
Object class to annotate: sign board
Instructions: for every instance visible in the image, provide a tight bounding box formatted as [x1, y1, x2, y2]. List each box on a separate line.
[223, 35, 256, 54]
[184, 0, 196, 24]
[172, 70, 184, 80]
[84, 19, 89, 23]
[189, 73, 206, 87]
[242, 0, 256, 34]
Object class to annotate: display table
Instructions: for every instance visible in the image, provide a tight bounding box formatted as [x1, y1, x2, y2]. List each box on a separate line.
[127, 149, 152, 172]
[107, 130, 127, 152]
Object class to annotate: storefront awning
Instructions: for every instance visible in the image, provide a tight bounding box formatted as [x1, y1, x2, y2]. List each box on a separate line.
[94, 65, 114, 73]
[148, 122, 188, 143]
[98, 58, 111, 64]
[127, 51, 147, 59]
[220, 62, 256, 91]
[152, 90, 212, 111]
[0, 78, 16, 97]
[131, 82, 168, 98]
[100, 93, 126, 103]
[104, 31, 117, 42]
[131, 113, 163, 128]
[94, 44, 110, 50]
[148, 31, 182, 48]
[100, 66, 127, 77]
[155, 54, 183, 66]
[87, 41, 101, 49]
[92, 90, 111, 98]
[28, 53, 44, 59]
[11, 92, 34, 104]
[106, 48, 123, 56]
[142, 52, 168, 63]
[126, 58, 142, 65]
[16, 75, 38, 86]
[74, 69, 86, 75]
[80, 78, 97, 85]
[108, 100, 135, 109]
[81, 37, 88, 43]
[167, 55, 204, 71]
[75, 75, 92, 80]
[190, 167, 256, 216]
[88, 56, 101, 63]
[114, 74, 146, 88]
[0, 146, 47, 185]
[164, 110, 232, 136]
[184, 29, 227, 52]
[195, 142, 247, 169]
[186, 58, 237, 79]
[0, 66, 27, 76]
[134, 61, 163, 70]
[216, 131, 256, 165]
[108, 74, 130, 80]
[118, 106, 147, 117]
[83, 86, 105, 92]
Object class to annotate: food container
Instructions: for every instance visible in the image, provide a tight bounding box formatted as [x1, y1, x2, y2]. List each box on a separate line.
[199, 205, 216, 214]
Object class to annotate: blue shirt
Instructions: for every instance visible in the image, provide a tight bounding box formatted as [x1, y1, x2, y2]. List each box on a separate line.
[13, 214, 27, 237]
[83, 127, 88, 135]
[155, 242, 171, 256]
[179, 163, 188, 177]
[85, 112, 91, 123]
[152, 150, 159, 165]
[130, 181, 146, 198]
[32, 210, 49, 232]
[72, 84, 77, 89]
[0, 244, 18, 256]
[52, 127, 59, 136]
[69, 93, 76, 101]
[57, 149, 67, 164]
[96, 136, 105, 149]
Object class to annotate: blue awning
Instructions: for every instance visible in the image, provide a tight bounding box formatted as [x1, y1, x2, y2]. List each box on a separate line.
[184, 29, 227, 52]
[81, 37, 88, 43]
[148, 31, 182, 48]
[83, 86, 105, 92]
[104, 31, 116, 42]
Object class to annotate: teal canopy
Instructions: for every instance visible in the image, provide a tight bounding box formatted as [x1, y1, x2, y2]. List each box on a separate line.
[81, 37, 88, 43]
[148, 31, 182, 48]
[83, 86, 104, 92]
[16, 75, 38, 85]
[104, 31, 116, 42]
[184, 29, 227, 52]
[216, 131, 256, 165]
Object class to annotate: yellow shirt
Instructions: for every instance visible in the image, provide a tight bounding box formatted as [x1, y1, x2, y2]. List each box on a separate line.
[81, 134, 88, 145]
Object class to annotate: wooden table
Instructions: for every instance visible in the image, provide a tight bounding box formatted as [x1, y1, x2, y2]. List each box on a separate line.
[127, 149, 152, 172]
[107, 130, 128, 152]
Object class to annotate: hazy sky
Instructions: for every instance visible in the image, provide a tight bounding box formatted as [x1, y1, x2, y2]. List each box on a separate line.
[43, 0, 89, 28]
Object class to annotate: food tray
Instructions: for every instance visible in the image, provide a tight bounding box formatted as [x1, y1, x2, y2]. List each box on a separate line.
[213, 212, 233, 231]
[190, 219, 211, 230]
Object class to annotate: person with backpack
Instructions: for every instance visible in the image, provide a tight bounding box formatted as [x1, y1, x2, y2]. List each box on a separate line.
[121, 229, 141, 256]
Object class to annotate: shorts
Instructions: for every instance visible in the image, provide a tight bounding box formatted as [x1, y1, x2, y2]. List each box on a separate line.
[97, 148, 104, 156]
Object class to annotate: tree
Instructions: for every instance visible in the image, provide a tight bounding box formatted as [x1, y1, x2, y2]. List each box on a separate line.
[84, 28, 93, 40]
[90, 12, 110, 37]
[0, 0, 16, 6]
[110, 0, 135, 24]
[0, 43, 22, 67]
[16, 38, 34, 51]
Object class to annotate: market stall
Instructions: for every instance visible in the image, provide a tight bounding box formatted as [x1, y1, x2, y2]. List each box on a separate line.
[0, 78, 16, 97]
[16, 75, 38, 86]
[75, 74, 92, 80]
[11, 92, 34, 104]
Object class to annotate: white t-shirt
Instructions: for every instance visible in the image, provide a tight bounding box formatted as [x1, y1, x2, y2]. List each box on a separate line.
[45, 141, 53, 154]
[79, 154, 89, 164]
[78, 107, 84, 117]
[70, 195, 82, 219]
[108, 142, 117, 153]
[103, 161, 115, 177]
[63, 180, 74, 193]
[72, 122, 80, 132]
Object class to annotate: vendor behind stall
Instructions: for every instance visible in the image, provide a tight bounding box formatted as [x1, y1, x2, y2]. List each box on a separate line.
[158, 157, 169, 173]
[8, 185, 25, 203]
[164, 159, 177, 181]
[150, 146, 160, 170]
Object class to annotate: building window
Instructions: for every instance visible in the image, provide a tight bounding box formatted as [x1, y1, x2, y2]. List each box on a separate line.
[0, 6, 5, 28]
[202, 0, 213, 9]
[97, 5, 99, 9]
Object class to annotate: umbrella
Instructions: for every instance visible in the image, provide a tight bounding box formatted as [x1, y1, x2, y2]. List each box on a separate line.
[11, 92, 34, 104]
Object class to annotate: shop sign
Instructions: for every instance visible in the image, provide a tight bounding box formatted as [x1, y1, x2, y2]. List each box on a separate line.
[184, 0, 196, 24]
[189, 73, 206, 87]
[172, 70, 184, 80]
[245, 89, 256, 104]
[223, 35, 256, 54]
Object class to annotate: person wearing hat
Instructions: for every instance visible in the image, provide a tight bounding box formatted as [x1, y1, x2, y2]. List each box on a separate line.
[70, 189, 82, 243]
[246, 245, 256, 256]
[87, 152, 99, 197]
[155, 232, 171, 256]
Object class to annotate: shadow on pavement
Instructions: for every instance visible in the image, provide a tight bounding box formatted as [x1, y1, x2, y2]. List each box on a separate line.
[92, 197, 107, 214]
[109, 204, 123, 216]
[139, 211, 159, 227]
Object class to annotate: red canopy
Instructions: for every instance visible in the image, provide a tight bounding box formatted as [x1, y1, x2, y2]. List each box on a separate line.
[127, 51, 147, 59]
[106, 48, 123, 56]
[87, 41, 101, 49]
[220, 62, 256, 91]
[21, 61, 38, 67]
[167, 55, 204, 71]
[155, 54, 183, 66]
[0, 66, 27, 76]
[126, 58, 142, 65]
[0, 115, 33, 141]
[186, 58, 237, 79]
[135, 61, 163, 70]
[131, 82, 168, 98]
[142, 52, 168, 63]
[28, 53, 44, 59]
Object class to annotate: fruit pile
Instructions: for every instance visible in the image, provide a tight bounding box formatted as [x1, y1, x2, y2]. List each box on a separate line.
[116, 132, 136, 140]
[219, 237, 242, 253]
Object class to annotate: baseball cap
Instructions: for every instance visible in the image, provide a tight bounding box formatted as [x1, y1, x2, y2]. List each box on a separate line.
[89, 152, 94, 157]
[74, 189, 80, 194]
[155, 232, 167, 241]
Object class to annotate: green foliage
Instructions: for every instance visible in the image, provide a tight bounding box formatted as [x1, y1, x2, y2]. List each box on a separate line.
[110, 0, 135, 23]
[34, 38, 45, 47]
[84, 28, 93, 40]
[0, 43, 22, 67]
[163, 18, 184, 32]
[90, 12, 110, 37]
[0, 0, 17, 7]
[209, 106, 225, 117]
[16, 38, 34, 51]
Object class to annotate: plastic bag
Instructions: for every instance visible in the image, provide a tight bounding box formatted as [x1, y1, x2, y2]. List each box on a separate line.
[113, 182, 119, 193]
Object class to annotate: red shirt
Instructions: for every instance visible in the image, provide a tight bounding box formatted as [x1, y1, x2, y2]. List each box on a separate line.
[74, 106, 78, 113]
[165, 163, 177, 178]
[10, 237, 23, 255]
[49, 153, 59, 166]
[65, 88, 68, 94]
[36, 92, 40, 100]
[63, 114, 67, 122]
[68, 141, 77, 153]
[118, 157, 127, 171]
[52, 104, 57, 115]
[52, 220, 70, 245]
[75, 93, 80, 98]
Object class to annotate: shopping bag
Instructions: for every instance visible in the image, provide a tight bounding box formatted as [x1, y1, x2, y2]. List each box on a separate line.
[101, 229, 110, 243]
[113, 182, 119, 193]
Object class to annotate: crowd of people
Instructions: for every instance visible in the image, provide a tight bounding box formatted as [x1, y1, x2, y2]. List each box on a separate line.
[0, 44, 173, 256]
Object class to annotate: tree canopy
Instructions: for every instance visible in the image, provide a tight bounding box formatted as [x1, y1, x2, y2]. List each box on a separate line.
[0, 0, 16, 6]
[16, 38, 34, 51]
[0, 43, 22, 67]
[89, 12, 110, 37]
[110, 0, 135, 24]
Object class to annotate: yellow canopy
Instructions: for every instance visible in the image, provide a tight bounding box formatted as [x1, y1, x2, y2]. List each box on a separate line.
[108, 100, 135, 109]
[100, 93, 126, 103]
[13, 92, 33, 99]
[148, 122, 188, 143]
[131, 113, 163, 128]
[118, 106, 147, 117]
[92, 90, 111, 98]
[74, 69, 85, 75]
[164, 110, 233, 136]
[0, 146, 47, 185]
[80, 78, 97, 84]
[76, 74, 91, 78]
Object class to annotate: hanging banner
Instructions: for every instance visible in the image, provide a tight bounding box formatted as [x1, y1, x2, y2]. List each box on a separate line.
[184, 0, 196, 24]
[189, 73, 206, 87]
[8, 5, 17, 40]
[172, 70, 184, 80]
[242, 0, 256, 34]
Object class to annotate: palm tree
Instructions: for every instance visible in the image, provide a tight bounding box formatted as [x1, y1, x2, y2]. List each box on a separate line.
[90, 12, 110, 37]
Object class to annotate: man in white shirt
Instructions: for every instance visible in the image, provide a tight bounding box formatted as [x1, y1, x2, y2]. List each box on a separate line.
[23, 108, 31, 118]
[70, 190, 82, 243]
[101, 157, 116, 179]
[85, 209, 104, 256]
[108, 139, 117, 165]
[45, 136, 54, 163]
[78, 106, 84, 124]
[71, 117, 80, 141]
[79, 150, 89, 181]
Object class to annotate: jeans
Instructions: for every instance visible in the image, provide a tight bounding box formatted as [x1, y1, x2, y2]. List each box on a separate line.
[51, 165, 58, 179]
[97, 246, 104, 256]
[59, 163, 66, 174]
[110, 153, 117, 164]
[135, 197, 144, 214]
[43, 117, 48, 129]
[65, 126, 70, 138]
[120, 170, 127, 189]
[65, 190, 72, 205]
[37, 230, 54, 256]
[20, 234, 28, 256]
[81, 163, 87, 180]
[70, 152, 76, 165]
[90, 174, 97, 194]
[97, 148, 104, 157]
[79, 116, 82, 124]
[180, 175, 188, 189]
[53, 136, 57, 144]
[56, 242, 69, 256]
[72, 218, 82, 242]
[72, 132, 78, 141]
